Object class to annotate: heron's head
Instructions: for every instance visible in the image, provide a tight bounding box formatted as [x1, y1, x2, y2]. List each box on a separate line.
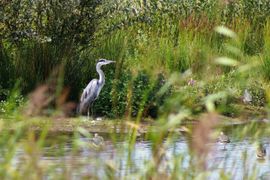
[97, 58, 115, 66]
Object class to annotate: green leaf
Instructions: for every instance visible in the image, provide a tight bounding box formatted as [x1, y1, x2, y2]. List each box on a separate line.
[215, 57, 239, 67]
[215, 26, 237, 39]
[204, 92, 227, 112]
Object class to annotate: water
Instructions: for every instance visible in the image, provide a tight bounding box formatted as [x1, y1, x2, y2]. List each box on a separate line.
[12, 134, 270, 179]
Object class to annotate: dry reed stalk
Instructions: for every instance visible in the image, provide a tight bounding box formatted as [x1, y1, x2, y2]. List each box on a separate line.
[191, 113, 220, 170]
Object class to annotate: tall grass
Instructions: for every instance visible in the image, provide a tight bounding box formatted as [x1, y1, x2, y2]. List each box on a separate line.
[2, 0, 270, 116]
[261, 20, 270, 80]
[1, 1, 270, 179]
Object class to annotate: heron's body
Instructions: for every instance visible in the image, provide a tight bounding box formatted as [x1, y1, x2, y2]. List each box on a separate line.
[79, 79, 101, 114]
[78, 59, 115, 116]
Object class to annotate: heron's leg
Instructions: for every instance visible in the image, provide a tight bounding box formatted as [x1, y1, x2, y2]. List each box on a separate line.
[87, 107, 90, 119]
[91, 102, 95, 118]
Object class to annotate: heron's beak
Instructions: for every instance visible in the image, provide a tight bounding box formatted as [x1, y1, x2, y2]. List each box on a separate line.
[107, 60, 115, 64]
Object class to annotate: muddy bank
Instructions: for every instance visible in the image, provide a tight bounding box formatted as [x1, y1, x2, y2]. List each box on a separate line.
[2, 104, 268, 134]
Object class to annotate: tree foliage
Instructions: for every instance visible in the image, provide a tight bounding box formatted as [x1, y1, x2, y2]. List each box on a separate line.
[1, 0, 102, 48]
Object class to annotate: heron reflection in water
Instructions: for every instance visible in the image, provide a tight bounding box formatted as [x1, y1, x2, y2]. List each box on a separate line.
[89, 133, 104, 150]
[256, 142, 266, 160]
[218, 131, 230, 150]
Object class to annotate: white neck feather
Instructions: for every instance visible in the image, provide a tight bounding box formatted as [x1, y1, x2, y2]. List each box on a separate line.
[96, 63, 105, 85]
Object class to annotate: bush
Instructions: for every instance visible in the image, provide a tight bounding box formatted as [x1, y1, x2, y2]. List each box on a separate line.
[1, 0, 103, 98]
[91, 70, 170, 118]
[0, 43, 14, 100]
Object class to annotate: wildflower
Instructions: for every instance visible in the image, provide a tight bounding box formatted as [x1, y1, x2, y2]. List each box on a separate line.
[188, 78, 196, 86]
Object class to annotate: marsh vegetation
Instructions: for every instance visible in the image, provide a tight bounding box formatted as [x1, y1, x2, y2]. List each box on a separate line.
[1, 0, 270, 179]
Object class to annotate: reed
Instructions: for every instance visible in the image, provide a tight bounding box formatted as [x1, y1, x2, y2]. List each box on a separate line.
[1, 0, 270, 179]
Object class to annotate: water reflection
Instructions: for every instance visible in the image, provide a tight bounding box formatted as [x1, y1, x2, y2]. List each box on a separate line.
[12, 135, 270, 179]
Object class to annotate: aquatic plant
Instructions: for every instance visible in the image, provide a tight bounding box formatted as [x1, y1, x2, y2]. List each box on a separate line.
[0, 0, 270, 179]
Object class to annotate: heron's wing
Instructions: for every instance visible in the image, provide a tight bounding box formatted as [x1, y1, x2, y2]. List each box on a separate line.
[81, 79, 99, 103]
[79, 79, 99, 113]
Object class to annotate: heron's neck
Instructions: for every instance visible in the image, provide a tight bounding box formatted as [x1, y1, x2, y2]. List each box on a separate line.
[96, 64, 105, 85]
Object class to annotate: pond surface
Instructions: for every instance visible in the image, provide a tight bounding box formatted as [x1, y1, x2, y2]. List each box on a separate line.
[12, 134, 270, 179]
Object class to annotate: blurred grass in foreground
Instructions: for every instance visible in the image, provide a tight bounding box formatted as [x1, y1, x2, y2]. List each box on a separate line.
[1, 0, 270, 179]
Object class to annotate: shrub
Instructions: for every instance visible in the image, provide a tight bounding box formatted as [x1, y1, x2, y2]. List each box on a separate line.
[1, 0, 103, 98]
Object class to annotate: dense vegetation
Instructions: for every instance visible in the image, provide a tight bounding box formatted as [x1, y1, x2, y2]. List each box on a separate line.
[1, 0, 270, 179]
[1, 0, 270, 117]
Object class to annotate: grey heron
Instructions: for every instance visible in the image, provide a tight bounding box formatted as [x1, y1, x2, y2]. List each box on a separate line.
[78, 58, 115, 117]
